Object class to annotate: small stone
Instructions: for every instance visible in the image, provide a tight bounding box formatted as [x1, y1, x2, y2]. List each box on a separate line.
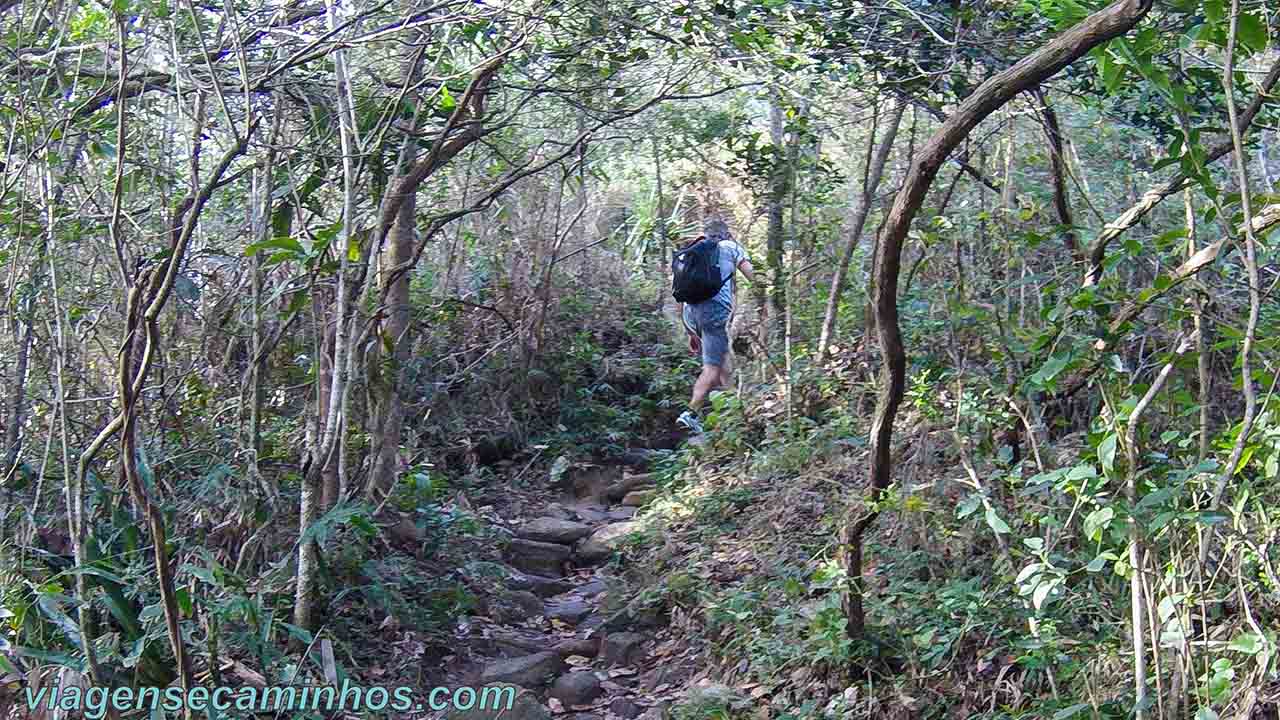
[479, 652, 564, 688]
[610, 698, 643, 719]
[388, 516, 423, 545]
[506, 571, 574, 598]
[544, 599, 592, 624]
[518, 518, 594, 544]
[576, 521, 643, 564]
[603, 632, 647, 666]
[505, 538, 571, 576]
[553, 638, 599, 658]
[490, 629, 547, 657]
[549, 671, 603, 705]
[541, 504, 574, 520]
[576, 579, 607, 597]
[574, 507, 609, 523]
[620, 490, 657, 507]
[490, 590, 544, 624]
[606, 507, 637, 521]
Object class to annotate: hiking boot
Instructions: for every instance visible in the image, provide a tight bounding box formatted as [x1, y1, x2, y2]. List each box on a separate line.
[676, 410, 704, 434]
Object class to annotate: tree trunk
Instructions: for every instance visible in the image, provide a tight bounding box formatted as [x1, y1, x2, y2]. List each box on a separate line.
[367, 190, 416, 504]
[816, 98, 905, 360]
[840, 0, 1155, 638]
[1031, 87, 1080, 261]
[765, 97, 788, 341]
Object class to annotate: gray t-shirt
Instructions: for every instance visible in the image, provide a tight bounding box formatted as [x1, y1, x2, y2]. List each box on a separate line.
[682, 239, 747, 326]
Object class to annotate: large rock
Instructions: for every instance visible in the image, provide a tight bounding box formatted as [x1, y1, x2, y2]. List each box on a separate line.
[606, 473, 656, 502]
[489, 590, 544, 624]
[505, 538, 571, 576]
[506, 570, 574, 598]
[603, 632, 647, 666]
[575, 521, 643, 564]
[620, 490, 657, 507]
[479, 653, 564, 688]
[445, 684, 549, 720]
[518, 518, 593, 544]
[549, 671, 603, 705]
[544, 599, 592, 625]
[560, 464, 621, 500]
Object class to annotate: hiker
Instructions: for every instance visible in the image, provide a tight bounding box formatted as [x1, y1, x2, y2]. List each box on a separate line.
[671, 218, 754, 433]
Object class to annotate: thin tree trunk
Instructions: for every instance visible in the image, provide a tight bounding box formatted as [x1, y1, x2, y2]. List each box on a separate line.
[367, 191, 416, 504]
[1124, 333, 1194, 719]
[817, 98, 905, 361]
[653, 136, 669, 310]
[1205, 0, 1261, 532]
[1032, 87, 1080, 261]
[766, 97, 787, 341]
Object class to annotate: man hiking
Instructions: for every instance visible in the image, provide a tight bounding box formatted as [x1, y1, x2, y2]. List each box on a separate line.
[671, 218, 754, 433]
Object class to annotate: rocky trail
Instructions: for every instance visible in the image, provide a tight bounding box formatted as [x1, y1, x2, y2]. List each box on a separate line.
[434, 449, 701, 720]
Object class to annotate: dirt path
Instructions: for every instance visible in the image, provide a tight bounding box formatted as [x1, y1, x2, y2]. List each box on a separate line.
[432, 452, 693, 720]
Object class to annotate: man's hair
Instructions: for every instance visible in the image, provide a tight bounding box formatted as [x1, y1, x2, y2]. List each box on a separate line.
[704, 218, 732, 243]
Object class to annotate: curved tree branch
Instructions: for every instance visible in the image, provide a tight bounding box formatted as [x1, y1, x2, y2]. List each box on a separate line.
[842, 0, 1155, 637]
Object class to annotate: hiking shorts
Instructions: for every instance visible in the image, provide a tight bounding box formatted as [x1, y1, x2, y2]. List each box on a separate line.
[683, 301, 732, 367]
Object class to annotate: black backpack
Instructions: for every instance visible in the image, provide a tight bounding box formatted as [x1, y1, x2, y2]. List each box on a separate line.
[671, 236, 725, 304]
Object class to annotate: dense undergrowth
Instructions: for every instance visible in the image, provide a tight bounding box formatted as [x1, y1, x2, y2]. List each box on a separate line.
[612, 335, 1280, 719]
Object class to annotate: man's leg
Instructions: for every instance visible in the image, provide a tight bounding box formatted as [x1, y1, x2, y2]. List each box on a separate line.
[691, 312, 730, 410]
[689, 362, 721, 412]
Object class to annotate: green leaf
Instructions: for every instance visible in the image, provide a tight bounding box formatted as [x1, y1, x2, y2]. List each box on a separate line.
[1016, 562, 1043, 585]
[121, 637, 146, 668]
[1022, 537, 1044, 552]
[1204, 0, 1224, 25]
[1053, 704, 1090, 720]
[1098, 50, 1124, 93]
[1083, 506, 1115, 541]
[1030, 352, 1072, 388]
[175, 588, 192, 617]
[984, 505, 1011, 534]
[438, 85, 456, 113]
[245, 236, 304, 257]
[1085, 552, 1116, 572]
[1228, 633, 1264, 654]
[1032, 578, 1057, 610]
[279, 622, 314, 646]
[1197, 511, 1229, 525]
[183, 564, 217, 585]
[347, 234, 361, 262]
[1098, 433, 1118, 475]
[1237, 12, 1267, 53]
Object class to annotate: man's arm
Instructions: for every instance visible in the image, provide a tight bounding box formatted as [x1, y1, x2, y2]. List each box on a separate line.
[736, 257, 755, 283]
